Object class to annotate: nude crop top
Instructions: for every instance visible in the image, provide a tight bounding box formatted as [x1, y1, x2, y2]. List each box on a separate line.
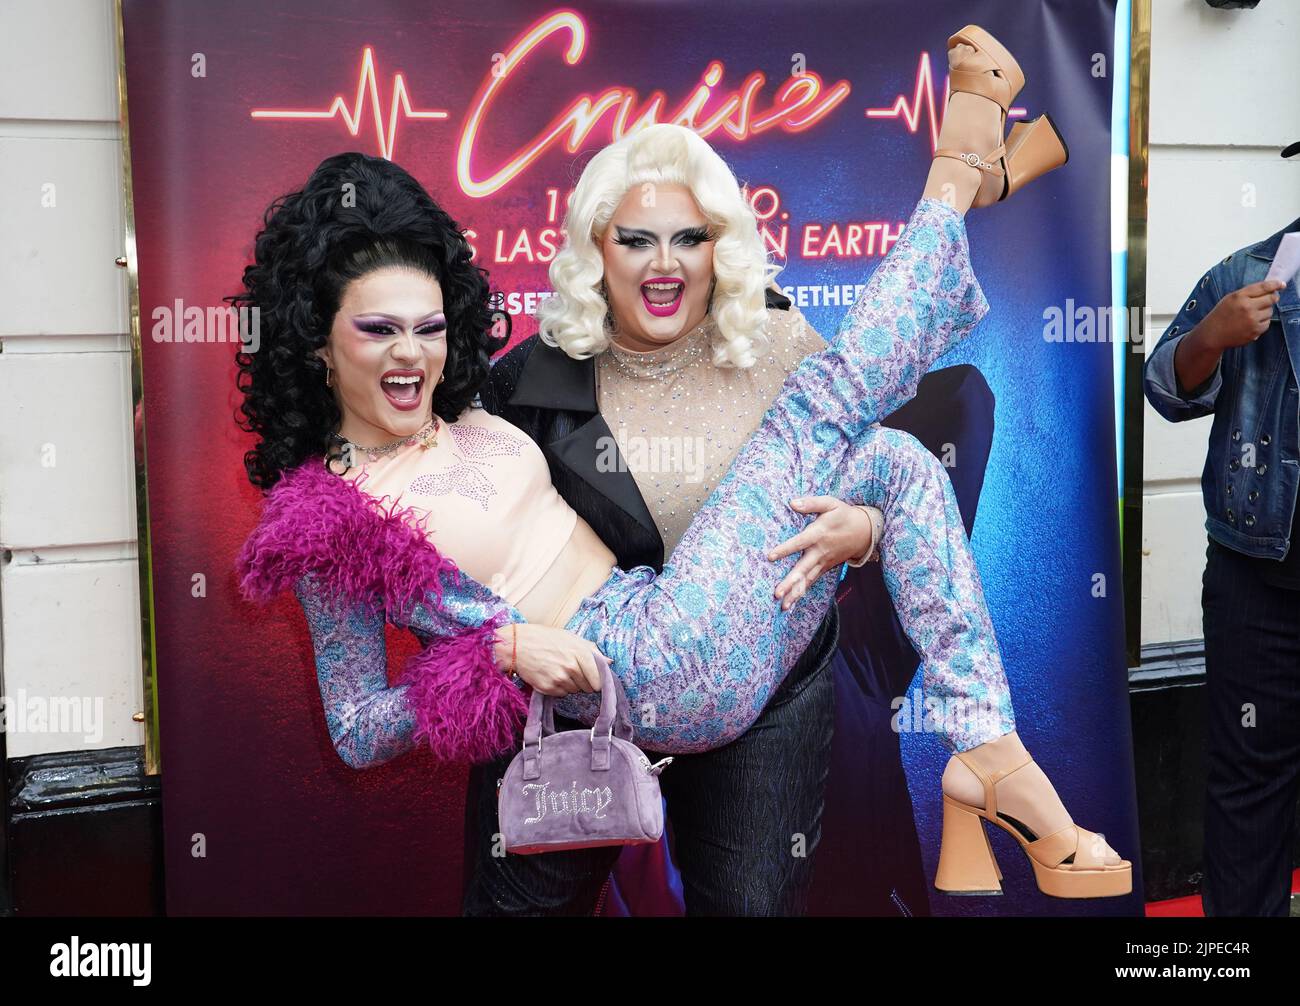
[340, 408, 577, 605]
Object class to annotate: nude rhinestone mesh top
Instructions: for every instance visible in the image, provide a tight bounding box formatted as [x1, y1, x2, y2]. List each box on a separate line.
[595, 304, 828, 555]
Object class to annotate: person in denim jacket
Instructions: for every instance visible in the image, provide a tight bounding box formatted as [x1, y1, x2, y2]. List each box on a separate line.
[1143, 195, 1300, 916]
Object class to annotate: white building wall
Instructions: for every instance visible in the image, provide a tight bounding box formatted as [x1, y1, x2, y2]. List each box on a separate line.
[1142, 0, 1300, 647]
[0, 0, 143, 756]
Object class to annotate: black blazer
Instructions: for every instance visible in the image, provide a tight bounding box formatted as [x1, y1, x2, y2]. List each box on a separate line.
[478, 288, 840, 688]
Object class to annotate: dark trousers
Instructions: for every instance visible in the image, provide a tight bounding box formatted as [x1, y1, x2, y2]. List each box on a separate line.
[1201, 539, 1300, 917]
[461, 635, 836, 916]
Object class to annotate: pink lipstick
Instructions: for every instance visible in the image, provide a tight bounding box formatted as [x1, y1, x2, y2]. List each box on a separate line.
[641, 277, 685, 318]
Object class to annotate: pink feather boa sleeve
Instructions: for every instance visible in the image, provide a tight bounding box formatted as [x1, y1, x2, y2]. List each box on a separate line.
[236, 459, 528, 764]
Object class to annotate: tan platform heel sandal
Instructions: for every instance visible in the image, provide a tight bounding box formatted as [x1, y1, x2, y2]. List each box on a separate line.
[934, 750, 1133, 899]
[935, 24, 1069, 207]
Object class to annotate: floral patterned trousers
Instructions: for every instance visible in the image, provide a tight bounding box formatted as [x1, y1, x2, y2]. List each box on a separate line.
[561, 197, 1016, 754]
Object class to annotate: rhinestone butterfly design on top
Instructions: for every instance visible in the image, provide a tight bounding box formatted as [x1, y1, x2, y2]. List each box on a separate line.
[407, 423, 525, 510]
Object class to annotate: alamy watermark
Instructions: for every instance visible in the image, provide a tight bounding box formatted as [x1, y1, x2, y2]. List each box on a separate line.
[596, 430, 707, 483]
[1042, 300, 1153, 349]
[891, 688, 1005, 742]
[1, 690, 104, 743]
[151, 299, 259, 353]
[49, 938, 150, 985]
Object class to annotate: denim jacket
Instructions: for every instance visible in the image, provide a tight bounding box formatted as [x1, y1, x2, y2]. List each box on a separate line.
[1143, 215, 1300, 561]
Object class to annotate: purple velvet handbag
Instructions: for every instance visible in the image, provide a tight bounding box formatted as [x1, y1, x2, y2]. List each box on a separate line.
[497, 654, 672, 855]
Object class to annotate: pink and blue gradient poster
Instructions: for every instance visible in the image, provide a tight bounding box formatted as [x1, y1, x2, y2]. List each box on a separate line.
[122, 0, 1138, 915]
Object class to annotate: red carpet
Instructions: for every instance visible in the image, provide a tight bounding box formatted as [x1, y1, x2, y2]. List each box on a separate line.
[1145, 868, 1300, 916]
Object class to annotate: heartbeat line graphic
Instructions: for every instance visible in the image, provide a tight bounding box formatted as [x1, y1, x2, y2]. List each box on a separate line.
[865, 51, 1027, 152]
[250, 46, 447, 160]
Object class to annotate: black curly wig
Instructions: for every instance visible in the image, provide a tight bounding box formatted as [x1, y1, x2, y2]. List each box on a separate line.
[231, 151, 508, 489]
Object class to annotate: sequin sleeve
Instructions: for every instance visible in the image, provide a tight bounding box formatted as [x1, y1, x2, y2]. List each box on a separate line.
[293, 572, 420, 770]
[293, 571, 531, 767]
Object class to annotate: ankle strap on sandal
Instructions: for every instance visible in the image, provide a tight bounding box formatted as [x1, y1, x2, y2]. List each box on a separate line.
[955, 751, 1035, 821]
[934, 146, 1006, 176]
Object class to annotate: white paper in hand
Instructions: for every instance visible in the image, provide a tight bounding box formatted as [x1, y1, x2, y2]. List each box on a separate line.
[1265, 231, 1300, 287]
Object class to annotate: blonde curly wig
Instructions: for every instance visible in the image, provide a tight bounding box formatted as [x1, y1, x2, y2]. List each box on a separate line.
[536, 123, 779, 368]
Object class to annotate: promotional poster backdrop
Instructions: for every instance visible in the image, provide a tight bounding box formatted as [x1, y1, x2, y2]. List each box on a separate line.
[122, 0, 1140, 915]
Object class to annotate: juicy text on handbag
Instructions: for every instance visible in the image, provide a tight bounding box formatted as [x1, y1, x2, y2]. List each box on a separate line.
[497, 654, 672, 855]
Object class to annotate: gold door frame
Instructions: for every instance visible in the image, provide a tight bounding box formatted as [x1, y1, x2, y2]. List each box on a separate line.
[114, 0, 161, 775]
[1124, 0, 1151, 665]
